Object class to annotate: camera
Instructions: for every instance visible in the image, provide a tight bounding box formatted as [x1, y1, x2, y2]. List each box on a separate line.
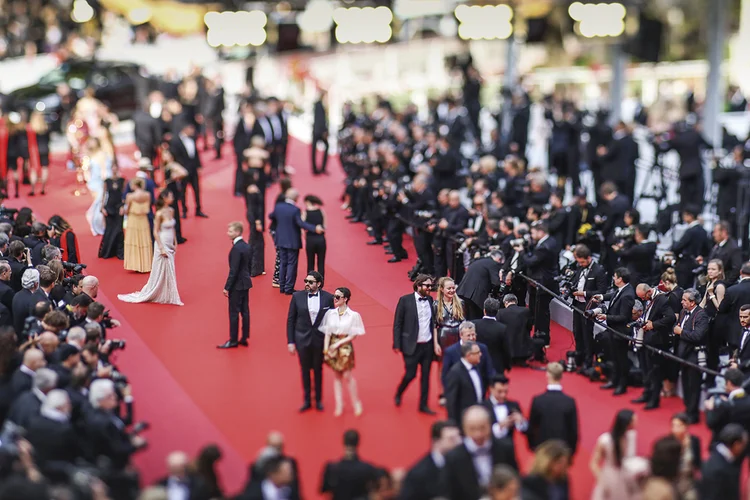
[101, 310, 116, 329]
[0, 421, 24, 459]
[0, 206, 18, 221]
[626, 318, 646, 329]
[62, 261, 87, 274]
[585, 305, 607, 319]
[109, 339, 126, 351]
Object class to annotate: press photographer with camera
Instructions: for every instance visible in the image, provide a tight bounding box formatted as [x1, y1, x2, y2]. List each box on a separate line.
[633, 284, 676, 410]
[590, 267, 635, 396]
[704, 368, 750, 445]
[570, 245, 608, 371]
[673, 289, 709, 424]
[7, 240, 32, 292]
[86, 301, 121, 340]
[612, 224, 657, 287]
[456, 250, 503, 321]
[697, 221, 742, 284]
[515, 220, 559, 345]
[22, 222, 48, 267]
[670, 206, 711, 289]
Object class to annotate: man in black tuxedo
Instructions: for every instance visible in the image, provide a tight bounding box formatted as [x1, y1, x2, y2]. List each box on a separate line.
[445, 342, 486, 424]
[613, 224, 657, 286]
[570, 245, 609, 370]
[496, 294, 531, 364]
[593, 267, 636, 395]
[233, 103, 257, 196]
[472, 298, 511, 374]
[633, 284, 676, 409]
[155, 452, 200, 500]
[455, 247, 502, 321]
[170, 120, 208, 219]
[699, 423, 746, 500]
[399, 421, 462, 500]
[516, 221, 558, 343]
[671, 206, 710, 289]
[7, 367, 57, 429]
[0, 261, 15, 315]
[287, 271, 333, 412]
[527, 363, 579, 456]
[312, 91, 329, 175]
[219, 222, 252, 349]
[482, 375, 527, 444]
[394, 274, 437, 415]
[674, 288, 710, 423]
[719, 263, 750, 349]
[441, 322, 495, 400]
[440, 405, 518, 500]
[701, 221, 742, 283]
[243, 432, 301, 500]
[320, 429, 379, 500]
[133, 102, 162, 164]
[705, 368, 750, 444]
[26, 389, 81, 481]
[12, 268, 44, 336]
[731, 305, 750, 375]
[10, 349, 46, 400]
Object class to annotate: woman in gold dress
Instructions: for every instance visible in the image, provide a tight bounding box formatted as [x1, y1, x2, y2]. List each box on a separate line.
[321, 287, 366, 417]
[122, 178, 153, 273]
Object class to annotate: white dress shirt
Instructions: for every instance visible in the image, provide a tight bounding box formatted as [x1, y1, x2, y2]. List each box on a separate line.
[269, 115, 283, 141]
[415, 292, 432, 343]
[233, 236, 243, 245]
[464, 438, 492, 486]
[166, 476, 190, 500]
[261, 479, 290, 500]
[307, 292, 321, 324]
[461, 358, 483, 403]
[575, 265, 590, 303]
[179, 134, 195, 158]
[489, 396, 528, 439]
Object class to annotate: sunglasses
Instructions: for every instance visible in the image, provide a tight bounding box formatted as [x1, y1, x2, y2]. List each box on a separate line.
[304, 279, 317, 284]
[334, 294, 345, 299]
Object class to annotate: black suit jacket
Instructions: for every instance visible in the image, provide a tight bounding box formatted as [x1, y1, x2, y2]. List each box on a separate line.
[243, 455, 301, 500]
[133, 110, 162, 156]
[481, 398, 524, 441]
[528, 389, 579, 455]
[617, 242, 657, 285]
[320, 455, 379, 500]
[170, 134, 202, 174]
[0, 280, 15, 318]
[699, 450, 741, 500]
[520, 236, 559, 283]
[676, 306, 710, 360]
[456, 257, 502, 310]
[225, 239, 252, 292]
[642, 292, 676, 346]
[399, 453, 442, 500]
[84, 408, 136, 470]
[719, 279, 750, 348]
[574, 262, 609, 301]
[705, 392, 750, 443]
[445, 361, 486, 423]
[440, 438, 518, 500]
[441, 341, 495, 392]
[313, 100, 328, 138]
[26, 415, 81, 480]
[9, 368, 33, 400]
[472, 318, 511, 373]
[393, 293, 434, 356]
[603, 284, 636, 337]
[709, 239, 743, 283]
[12, 288, 40, 335]
[287, 290, 334, 348]
[496, 305, 531, 359]
[672, 224, 710, 261]
[7, 389, 42, 428]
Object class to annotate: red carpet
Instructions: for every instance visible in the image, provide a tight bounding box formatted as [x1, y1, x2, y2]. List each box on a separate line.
[15, 138, 710, 498]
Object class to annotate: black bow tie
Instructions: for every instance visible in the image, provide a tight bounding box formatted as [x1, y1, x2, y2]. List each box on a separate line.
[418, 297, 429, 301]
[308, 293, 318, 298]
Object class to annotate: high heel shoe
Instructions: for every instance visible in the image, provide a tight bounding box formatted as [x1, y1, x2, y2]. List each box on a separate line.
[354, 401, 363, 417]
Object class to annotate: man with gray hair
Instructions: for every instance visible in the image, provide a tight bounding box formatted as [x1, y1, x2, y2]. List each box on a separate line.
[86, 378, 146, 469]
[7, 367, 58, 428]
[12, 268, 45, 335]
[26, 389, 80, 475]
[674, 287, 710, 423]
[0, 232, 9, 257]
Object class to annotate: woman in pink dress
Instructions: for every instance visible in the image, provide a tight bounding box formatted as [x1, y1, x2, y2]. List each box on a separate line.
[591, 409, 641, 500]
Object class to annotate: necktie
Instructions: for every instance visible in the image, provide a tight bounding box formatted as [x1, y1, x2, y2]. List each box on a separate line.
[308, 293, 318, 298]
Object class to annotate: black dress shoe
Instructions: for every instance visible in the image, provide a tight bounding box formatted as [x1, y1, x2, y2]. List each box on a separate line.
[419, 406, 437, 416]
[394, 395, 402, 407]
[316, 402, 324, 411]
[196, 212, 209, 218]
[238, 339, 249, 347]
[631, 396, 648, 404]
[613, 387, 627, 396]
[644, 402, 660, 410]
[182, 212, 188, 219]
[217, 341, 238, 349]
[388, 257, 402, 263]
[177, 238, 188, 244]
[600, 382, 615, 390]
[385, 250, 394, 255]
[366, 240, 383, 245]
[299, 402, 312, 413]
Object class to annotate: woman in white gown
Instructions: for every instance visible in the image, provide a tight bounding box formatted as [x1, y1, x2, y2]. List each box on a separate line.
[118, 190, 183, 306]
[84, 136, 112, 236]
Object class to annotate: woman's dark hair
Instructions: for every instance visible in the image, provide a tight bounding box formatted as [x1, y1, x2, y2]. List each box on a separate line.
[611, 409, 635, 467]
[304, 195, 323, 206]
[48, 215, 71, 232]
[0, 327, 18, 378]
[650, 436, 682, 481]
[194, 444, 223, 495]
[625, 209, 641, 225]
[335, 287, 352, 303]
[14, 208, 34, 236]
[671, 412, 690, 426]
[156, 190, 173, 210]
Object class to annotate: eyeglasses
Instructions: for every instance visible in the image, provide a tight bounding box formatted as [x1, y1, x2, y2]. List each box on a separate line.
[421, 283, 433, 288]
[303, 279, 317, 284]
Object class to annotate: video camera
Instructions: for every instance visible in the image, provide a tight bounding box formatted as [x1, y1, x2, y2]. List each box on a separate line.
[62, 261, 87, 274]
[0, 206, 18, 222]
[556, 263, 577, 300]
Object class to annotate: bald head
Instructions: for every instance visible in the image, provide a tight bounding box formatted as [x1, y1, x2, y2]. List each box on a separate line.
[636, 283, 652, 300]
[462, 405, 492, 446]
[285, 188, 299, 201]
[23, 348, 46, 371]
[37, 332, 60, 354]
[81, 276, 99, 298]
[166, 451, 189, 477]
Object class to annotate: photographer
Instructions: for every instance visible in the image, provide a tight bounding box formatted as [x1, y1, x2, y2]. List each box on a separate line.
[22, 222, 48, 267]
[404, 175, 437, 275]
[61, 273, 84, 305]
[570, 245, 608, 371]
[86, 302, 121, 340]
[670, 206, 710, 289]
[62, 293, 93, 328]
[612, 224, 657, 286]
[431, 190, 469, 278]
[456, 250, 503, 320]
[699, 221, 742, 284]
[704, 368, 750, 445]
[516, 220, 559, 344]
[634, 284, 676, 410]
[592, 267, 635, 396]
[7, 240, 31, 292]
[674, 288, 709, 424]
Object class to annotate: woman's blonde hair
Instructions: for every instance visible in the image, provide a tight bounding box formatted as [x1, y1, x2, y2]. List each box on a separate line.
[708, 259, 725, 281]
[130, 178, 145, 190]
[660, 268, 678, 286]
[529, 440, 570, 480]
[436, 276, 464, 320]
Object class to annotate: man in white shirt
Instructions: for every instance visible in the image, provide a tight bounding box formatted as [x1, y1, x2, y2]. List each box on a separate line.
[445, 341, 484, 423]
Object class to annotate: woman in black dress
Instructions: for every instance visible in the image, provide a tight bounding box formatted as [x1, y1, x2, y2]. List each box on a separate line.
[700, 259, 728, 386]
[98, 164, 125, 259]
[303, 195, 326, 278]
[243, 164, 266, 278]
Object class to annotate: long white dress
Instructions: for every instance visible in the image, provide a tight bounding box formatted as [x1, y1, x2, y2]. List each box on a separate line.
[117, 218, 183, 306]
[85, 157, 112, 236]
